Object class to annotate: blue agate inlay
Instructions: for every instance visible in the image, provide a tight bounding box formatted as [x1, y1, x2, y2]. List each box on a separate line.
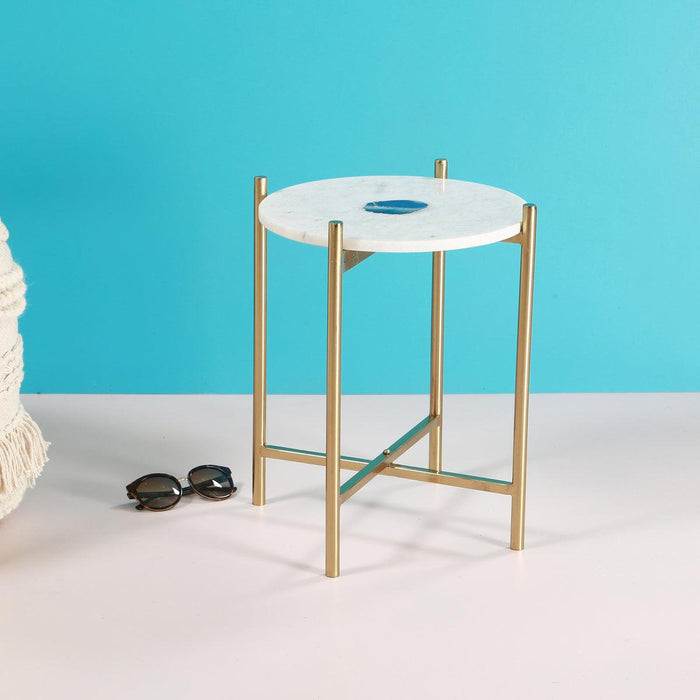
[363, 199, 428, 215]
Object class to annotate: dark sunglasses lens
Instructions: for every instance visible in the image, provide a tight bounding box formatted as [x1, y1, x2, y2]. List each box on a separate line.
[136, 475, 180, 510]
[189, 466, 233, 500]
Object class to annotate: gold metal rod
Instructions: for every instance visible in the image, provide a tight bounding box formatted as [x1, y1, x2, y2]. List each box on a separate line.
[326, 220, 343, 578]
[434, 158, 448, 180]
[339, 464, 387, 504]
[429, 159, 447, 473]
[510, 203, 537, 550]
[340, 415, 439, 503]
[262, 444, 512, 495]
[386, 463, 512, 495]
[252, 176, 268, 507]
[263, 445, 368, 470]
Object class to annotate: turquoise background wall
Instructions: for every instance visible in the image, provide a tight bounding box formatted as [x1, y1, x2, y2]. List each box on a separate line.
[1, 1, 698, 394]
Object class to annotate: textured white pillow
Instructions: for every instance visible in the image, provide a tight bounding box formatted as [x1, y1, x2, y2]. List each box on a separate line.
[0, 218, 48, 518]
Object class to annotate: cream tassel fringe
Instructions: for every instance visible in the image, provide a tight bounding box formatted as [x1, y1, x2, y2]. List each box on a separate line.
[0, 406, 49, 494]
[0, 218, 48, 518]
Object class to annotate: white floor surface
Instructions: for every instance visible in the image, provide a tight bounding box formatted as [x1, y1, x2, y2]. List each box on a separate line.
[2, 394, 699, 699]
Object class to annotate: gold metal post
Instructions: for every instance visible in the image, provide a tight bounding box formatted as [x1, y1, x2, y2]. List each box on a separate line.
[326, 220, 343, 577]
[339, 415, 440, 503]
[252, 176, 268, 506]
[510, 203, 537, 550]
[429, 158, 447, 473]
[251, 165, 537, 574]
[262, 443, 513, 494]
[433, 158, 448, 180]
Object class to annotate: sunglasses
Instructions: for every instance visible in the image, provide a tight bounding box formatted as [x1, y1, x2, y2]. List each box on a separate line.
[126, 465, 237, 511]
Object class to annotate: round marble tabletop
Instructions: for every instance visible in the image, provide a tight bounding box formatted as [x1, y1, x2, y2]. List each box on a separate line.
[258, 176, 526, 253]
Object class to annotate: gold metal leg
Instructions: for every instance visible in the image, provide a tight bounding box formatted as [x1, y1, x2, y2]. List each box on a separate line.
[326, 220, 343, 577]
[429, 158, 447, 473]
[252, 176, 268, 506]
[251, 165, 536, 573]
[510, 203, 537, 550]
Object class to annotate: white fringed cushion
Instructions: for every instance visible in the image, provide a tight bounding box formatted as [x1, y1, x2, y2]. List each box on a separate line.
[0, 218, 48, 518]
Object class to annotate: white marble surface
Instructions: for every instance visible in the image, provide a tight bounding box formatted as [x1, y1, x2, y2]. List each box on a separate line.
[258, 176, 527, 252]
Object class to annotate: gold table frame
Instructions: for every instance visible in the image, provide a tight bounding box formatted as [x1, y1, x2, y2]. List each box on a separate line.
[252, 159, 536, 577]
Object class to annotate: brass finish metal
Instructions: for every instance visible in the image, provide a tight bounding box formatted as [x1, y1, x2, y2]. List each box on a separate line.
[434, 158, 448, 180]
[263, 444, 511, 495]
[262, 444, 369, 471]
[386, 463, 511, 494]
[252, 176, 268, 507]
[343, 249, 374, 272]
[340, 464, 387, 504]
[326, 220, 343, 577]
[510, 204, 537, 550]
[429, 158, 447, 472]
[252, 162, 537, 575]
[340, 415, 439, 503]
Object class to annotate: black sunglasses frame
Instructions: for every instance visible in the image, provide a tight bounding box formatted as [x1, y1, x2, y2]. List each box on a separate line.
[126, 465, 236, 511]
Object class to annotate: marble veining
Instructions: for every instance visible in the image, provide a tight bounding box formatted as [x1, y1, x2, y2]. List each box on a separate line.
[258, 176, 526, 253]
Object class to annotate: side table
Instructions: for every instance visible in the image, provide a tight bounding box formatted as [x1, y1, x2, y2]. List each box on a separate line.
[253, 160, 536, 577]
